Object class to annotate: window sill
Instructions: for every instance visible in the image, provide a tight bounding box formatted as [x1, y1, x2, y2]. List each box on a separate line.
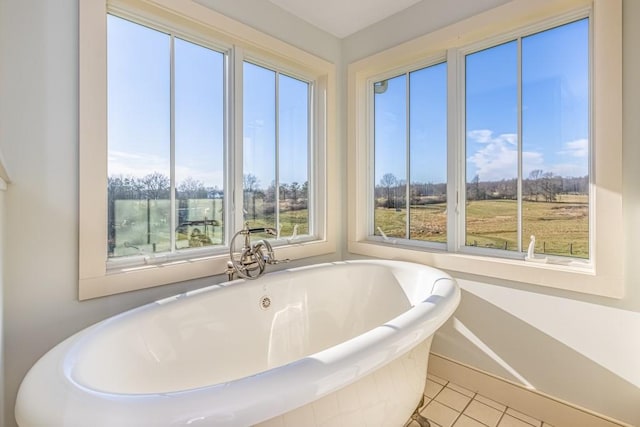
[79, 239, 335, 300]
[348, 239, 624, 299]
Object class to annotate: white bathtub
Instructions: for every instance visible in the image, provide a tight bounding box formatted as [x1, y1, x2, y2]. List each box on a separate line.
[15, 260, 460, 426]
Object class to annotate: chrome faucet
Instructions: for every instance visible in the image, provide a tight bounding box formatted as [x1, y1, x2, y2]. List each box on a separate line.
[226, 223, 289, 280]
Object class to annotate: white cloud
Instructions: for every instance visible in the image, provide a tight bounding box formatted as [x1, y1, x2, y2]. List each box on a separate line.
[557, 138, 588, 158]
[467, 129, 541, 181]
[467, 130, 589, 180]
[108, 150, 169, 177]
[547, 162, 588, 178]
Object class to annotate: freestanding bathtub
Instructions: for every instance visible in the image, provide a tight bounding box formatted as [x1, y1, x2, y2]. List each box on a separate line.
[15, 260, 460, 426]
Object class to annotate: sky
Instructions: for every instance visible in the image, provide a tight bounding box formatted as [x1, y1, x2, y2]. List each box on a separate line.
[107, 14, 309, 194]
[374, 18, 589, 186]
[108, 14, 588, 193]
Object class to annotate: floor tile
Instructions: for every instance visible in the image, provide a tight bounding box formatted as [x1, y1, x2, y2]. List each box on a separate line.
[447, 382, 475, 398]
[428, 373, 449, 386]
[506, 408, 542, 426]
[474, 394, 507, 412]
[436, 386, 473, 412]
[453, 414, 487, 427]
[420, 400, 461, 427]
[498, 414, 537, 427]
[463, 400, 503, 427]
[425, 379, 446, 399]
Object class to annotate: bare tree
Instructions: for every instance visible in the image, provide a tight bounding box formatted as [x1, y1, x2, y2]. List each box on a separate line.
[141, 172, 170, 200]
[243, 173, 262, 220]
[380, 173, 398, 208]
[177, 177, 207, 199]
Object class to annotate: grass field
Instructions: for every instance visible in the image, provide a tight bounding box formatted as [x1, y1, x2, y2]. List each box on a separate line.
[111, 196, 588, 259]
[110, 198, 308, 257]
[375, 197, 588, 258]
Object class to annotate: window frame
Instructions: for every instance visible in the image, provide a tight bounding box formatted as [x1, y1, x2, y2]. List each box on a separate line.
[369, 57, 449, 250]
[347, 0, 623, 298]
[79, 0, 336, 300]
[455, 12, 592, 262]
[239, 56, 316, 243]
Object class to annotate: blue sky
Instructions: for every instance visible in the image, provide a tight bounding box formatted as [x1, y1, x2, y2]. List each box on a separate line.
[108, 15, 309, 193]
[375, 18, 589, 186]
[109, 14, 588, 192]
[243, 62, 309, 189]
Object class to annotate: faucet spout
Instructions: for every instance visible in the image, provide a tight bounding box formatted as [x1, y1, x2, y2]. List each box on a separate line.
[225, 223, 288, 280]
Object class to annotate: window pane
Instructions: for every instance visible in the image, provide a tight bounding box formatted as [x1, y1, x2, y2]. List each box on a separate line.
[374, 74, 407, 239]
[107, 15, 171, 258]
[465, 41, 518, 251]
[174, 38, 225, 250]
[278, 74, 309, 238]
[243, 63, 276, 231]
[522, 19, 589, 258]
[409, 63, 447, 243]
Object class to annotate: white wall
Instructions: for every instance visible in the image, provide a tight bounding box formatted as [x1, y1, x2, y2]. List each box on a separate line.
[0, 1, 342, 426]
[344, 1, 640, 425]
[0, 187, 5, 424]
[2, 0, 638, 426]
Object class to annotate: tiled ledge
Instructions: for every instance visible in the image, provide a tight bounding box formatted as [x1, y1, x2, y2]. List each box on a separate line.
[424, 353, 631, 427]
[409, 373, 552, 427]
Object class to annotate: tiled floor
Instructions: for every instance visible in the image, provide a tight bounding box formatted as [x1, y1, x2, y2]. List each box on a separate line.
[405, 374, 553, 427]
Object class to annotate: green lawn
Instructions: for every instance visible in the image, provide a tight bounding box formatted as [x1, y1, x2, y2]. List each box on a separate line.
[375, 198, 589, 258]
[110, 198, 308, 257]
[111, 197, 589, 259]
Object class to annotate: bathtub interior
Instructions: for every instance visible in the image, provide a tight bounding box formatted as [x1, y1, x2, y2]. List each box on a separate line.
[69, 262, 421, 395]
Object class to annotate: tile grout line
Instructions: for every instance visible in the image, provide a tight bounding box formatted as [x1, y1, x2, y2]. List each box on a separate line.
[428, 376, 547, 427]
[495, 404, 508, 427]
[450, 391, 478, 426]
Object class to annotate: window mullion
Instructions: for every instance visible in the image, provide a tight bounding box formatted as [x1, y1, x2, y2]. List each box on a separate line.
[275, 72, 281, 238]
[307, 82, 314, 237]
[517, 37, 523, 254]
[447, 48, 462, 253]
[405, 72, 411, 240]
[169, 34, 177, 254]
[224, 47, 234, 245]
[232, 46, 245, 235]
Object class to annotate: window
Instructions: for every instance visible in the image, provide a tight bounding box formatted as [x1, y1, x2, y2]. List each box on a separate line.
[107, 15, 226, 259]
[370, 18, 589, 261]
[373, 62, 448, 244]
[243, 62, 311, 239]
[349, 0, 623, 298]
[464, 19, 590, 259]
[79, 0, 336, 299]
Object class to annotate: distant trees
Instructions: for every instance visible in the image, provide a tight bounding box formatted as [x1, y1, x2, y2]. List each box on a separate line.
[177, 177, 208, 199]
[524, 170, 566, 202]
[374, 173, 446, 209]
[374, 170, 588, 208]
[108, 173, 223, 200]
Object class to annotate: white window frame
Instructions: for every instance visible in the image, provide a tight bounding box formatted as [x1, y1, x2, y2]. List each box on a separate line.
[348, 0, 623, 298]
[79, 0, 336, 300]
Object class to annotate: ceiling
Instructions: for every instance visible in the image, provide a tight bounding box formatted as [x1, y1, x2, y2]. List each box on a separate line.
[266, 0, 424, 38]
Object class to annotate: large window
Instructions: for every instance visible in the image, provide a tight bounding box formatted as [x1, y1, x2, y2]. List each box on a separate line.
[369, 17, 590, 262]
[349, 0, 623, 298]
[79, 0, 335, 299]
[373, 63, 448, 244]
[243, 62, 310, 239]
[465, 19, 590, 258]
[107, 15, 225, 259]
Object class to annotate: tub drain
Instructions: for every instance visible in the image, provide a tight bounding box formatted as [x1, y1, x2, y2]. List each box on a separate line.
[259, 296, 271, 310]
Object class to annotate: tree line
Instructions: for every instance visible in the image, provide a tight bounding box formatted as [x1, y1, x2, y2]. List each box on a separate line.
[108, 172, 309, 203]
[375, 170, 588, 208]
